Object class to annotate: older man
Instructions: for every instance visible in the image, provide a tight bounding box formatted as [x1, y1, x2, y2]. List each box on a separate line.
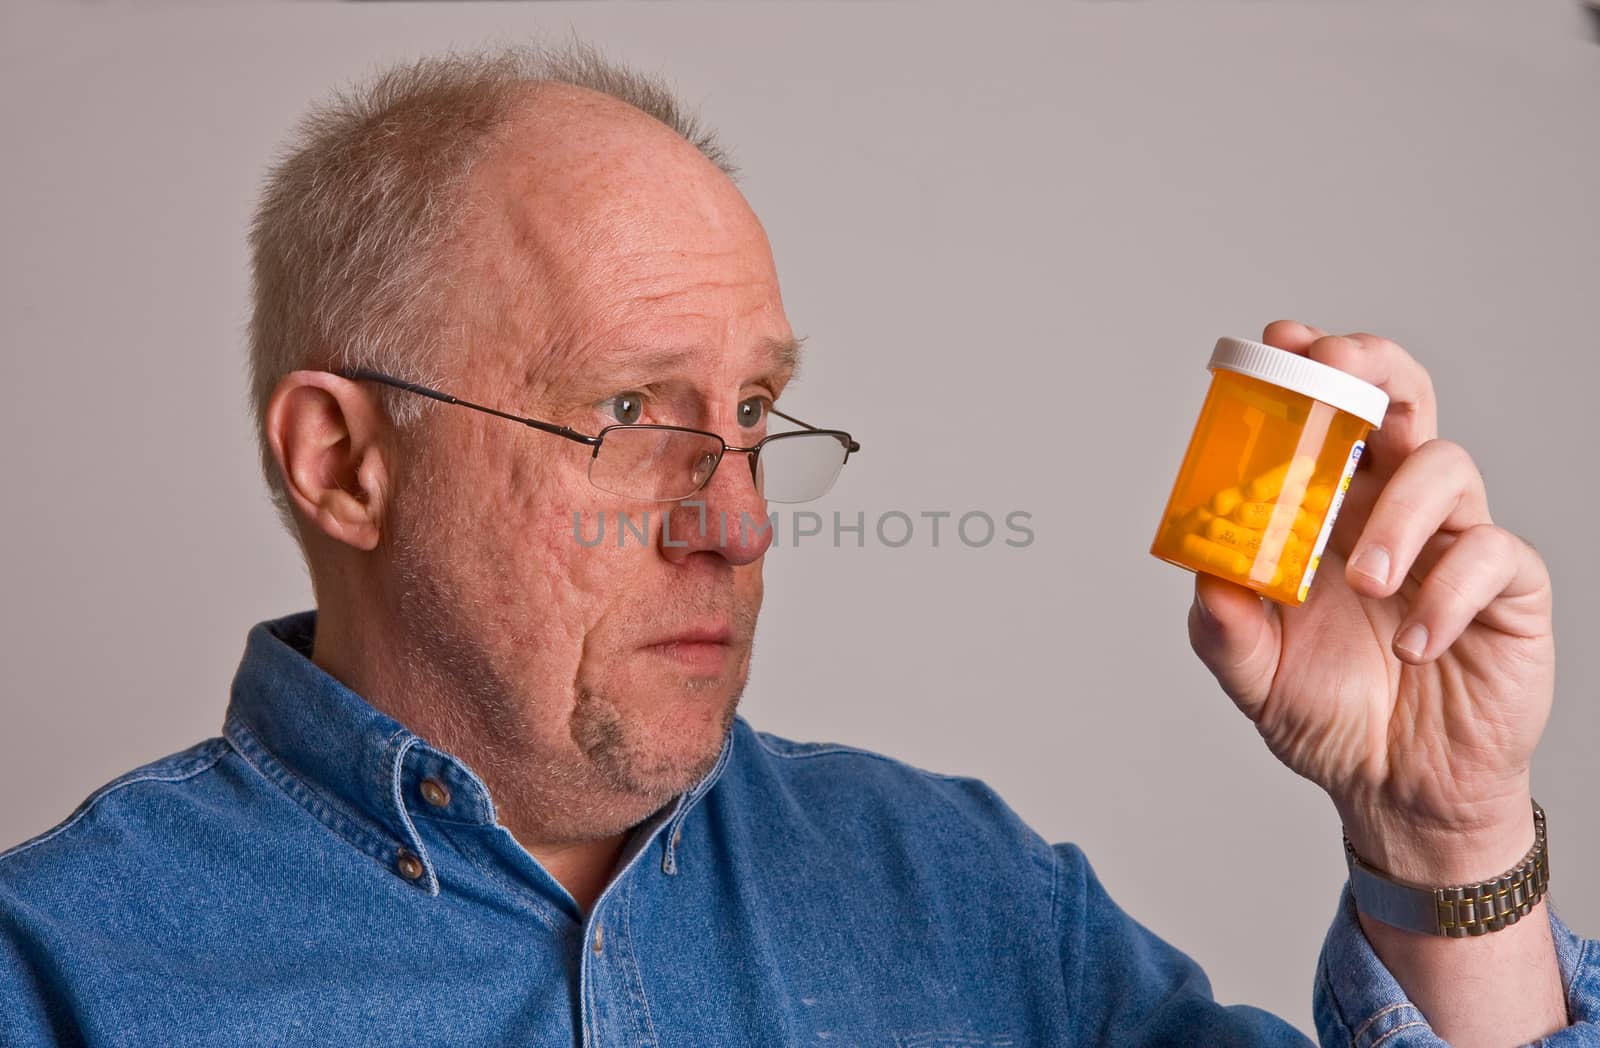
[2, 41, 1596, 1047]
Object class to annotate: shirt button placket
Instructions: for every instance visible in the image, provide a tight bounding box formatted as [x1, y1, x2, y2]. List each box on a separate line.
[584, 915, 654, 1046]
[584, 919, 609, 1044]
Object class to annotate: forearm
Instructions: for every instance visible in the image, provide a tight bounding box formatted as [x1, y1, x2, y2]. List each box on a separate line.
[1359, 900, 1566, 1046]
[1343, 793, 1569, 1047]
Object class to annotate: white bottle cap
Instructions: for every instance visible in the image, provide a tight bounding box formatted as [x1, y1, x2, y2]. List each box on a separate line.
[1208, 337, 1390, 429]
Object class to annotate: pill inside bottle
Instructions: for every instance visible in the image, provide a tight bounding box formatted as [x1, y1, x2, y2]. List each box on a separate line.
[1150, 337, 1389, 606]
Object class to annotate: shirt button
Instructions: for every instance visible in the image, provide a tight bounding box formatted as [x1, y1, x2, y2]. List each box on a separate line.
[420, 777, 451, 808]
[592, 925, 604, 956]
[396, 849, 424, 881]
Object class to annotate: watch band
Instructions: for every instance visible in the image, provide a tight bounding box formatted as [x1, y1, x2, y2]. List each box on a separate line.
[1343, 799, 1548, 938]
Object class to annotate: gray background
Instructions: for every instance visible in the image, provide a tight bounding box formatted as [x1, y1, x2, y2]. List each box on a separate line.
[2, 0, 1595, 1036]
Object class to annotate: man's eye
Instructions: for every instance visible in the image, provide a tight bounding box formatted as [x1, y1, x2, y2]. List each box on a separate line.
[605, 392, 645, 425]
[737, 396, 767, 428]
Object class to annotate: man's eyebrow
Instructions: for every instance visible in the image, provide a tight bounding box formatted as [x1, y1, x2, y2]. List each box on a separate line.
[584, 335, 806, 389]
[758, 335, 805, 385]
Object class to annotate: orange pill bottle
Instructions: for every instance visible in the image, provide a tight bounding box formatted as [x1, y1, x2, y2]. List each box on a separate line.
[1150, 337, 1389, 605]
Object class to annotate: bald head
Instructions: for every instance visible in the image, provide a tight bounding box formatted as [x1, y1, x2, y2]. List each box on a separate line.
[447, 82, 790, 408]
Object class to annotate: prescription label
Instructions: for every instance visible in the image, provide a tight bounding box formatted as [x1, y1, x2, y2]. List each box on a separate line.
[1296, 440, 1364, 602]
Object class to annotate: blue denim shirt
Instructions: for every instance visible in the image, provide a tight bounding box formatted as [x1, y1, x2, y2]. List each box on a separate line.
[2, 610, 1597, 1046]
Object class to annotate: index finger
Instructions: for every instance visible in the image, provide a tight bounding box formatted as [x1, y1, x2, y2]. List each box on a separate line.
[1261, 321, 1439, 478]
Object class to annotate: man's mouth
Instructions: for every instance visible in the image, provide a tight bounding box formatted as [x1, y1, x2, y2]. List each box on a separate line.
[641, 623, 736, 673]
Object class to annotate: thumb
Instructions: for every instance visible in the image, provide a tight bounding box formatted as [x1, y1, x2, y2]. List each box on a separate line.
[1188, 574, 1282, 722]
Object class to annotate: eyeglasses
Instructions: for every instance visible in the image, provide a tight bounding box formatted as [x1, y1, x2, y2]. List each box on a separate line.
[332, 367, 861, 504]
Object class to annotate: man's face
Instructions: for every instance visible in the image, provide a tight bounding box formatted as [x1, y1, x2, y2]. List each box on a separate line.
[381, 88, 794, 834]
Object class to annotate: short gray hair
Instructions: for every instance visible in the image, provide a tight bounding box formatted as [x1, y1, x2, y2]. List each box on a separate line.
[245, 39, 737, 549]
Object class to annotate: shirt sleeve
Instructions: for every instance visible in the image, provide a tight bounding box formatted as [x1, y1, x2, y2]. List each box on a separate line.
[1053, 841, 1317, 1045]
[0, 905, 75, 1046]
[1315, 882, 1600, 1046]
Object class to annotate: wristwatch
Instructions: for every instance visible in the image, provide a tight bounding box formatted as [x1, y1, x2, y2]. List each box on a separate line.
[1343, 799, 1549, 938]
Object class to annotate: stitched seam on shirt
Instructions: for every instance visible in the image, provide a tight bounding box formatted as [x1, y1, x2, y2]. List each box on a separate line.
[1049, 844, 1074, 1043]
[1046, 842, 1060, 925]
[385, 731, 439, 897]
[406, 741, 497, 825]
[661, 725, 735, 866]
[1351, 1001, 1414, 1044]
[224, 714, 401, 875]
[1314, 961, 1355, 1045]
[1053, 843, 1095, 1047]
[621, 872, 662, 1048]
[1367, 1018, 1428, 1048]
[0, 738, 230, 866]
[1571, 933, 1593, 1025]
[431, 821, 561, 933]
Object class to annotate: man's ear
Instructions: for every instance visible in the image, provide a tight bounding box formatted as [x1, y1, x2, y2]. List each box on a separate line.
[266, 370, 388, 552]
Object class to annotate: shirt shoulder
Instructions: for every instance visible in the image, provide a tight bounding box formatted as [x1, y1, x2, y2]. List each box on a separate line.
[729, 718, 1057, 888]
[0, 737, 234, 893]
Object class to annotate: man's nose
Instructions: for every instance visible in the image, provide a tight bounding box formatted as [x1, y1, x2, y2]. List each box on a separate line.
[659, 448, 772, 565]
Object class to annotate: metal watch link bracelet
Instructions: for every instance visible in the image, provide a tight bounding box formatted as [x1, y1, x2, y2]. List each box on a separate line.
[1343, 799, 1548, 938]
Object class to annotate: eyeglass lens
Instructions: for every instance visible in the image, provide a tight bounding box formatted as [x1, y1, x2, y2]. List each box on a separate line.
[588, 428, 849, 503]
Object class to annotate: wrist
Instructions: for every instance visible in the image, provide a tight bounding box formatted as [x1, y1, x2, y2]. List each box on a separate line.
[1336, 787, 1536, 886]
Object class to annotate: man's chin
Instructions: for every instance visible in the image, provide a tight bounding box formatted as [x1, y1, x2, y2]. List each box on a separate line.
[570, 678, 742, 799]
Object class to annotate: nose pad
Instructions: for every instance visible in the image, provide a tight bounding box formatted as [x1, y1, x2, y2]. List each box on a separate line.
[691, 451, 718, 489]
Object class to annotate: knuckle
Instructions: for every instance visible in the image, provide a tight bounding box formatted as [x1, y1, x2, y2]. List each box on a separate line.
[1459, 521, 1516, 569]
[1418, 437, 1478, 476]
[1351, 331, 1406, 359]
[1421, 435, 1466, 460]
[1465, 521, 1516, 558]
[1307, 336, 1366, 375]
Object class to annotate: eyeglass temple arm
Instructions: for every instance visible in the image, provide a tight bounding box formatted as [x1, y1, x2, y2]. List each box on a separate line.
[334, 367, 601, 447]
[770, 405, 861, 454]
[338, 368, 857, 456]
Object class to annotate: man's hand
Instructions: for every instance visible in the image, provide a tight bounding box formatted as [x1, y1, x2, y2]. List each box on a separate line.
[1185, 320, 1567, 1044]
[1187, 319, 1553, 880]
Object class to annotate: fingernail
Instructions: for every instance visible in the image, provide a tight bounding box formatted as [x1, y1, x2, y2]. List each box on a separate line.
[1194, 590, 1215, 625]
[1350, 545, 1390, 586]
[1394, 622, 1428, 659]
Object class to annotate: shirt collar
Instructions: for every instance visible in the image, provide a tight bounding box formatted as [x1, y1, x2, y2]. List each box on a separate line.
[221, 609, 735, 893]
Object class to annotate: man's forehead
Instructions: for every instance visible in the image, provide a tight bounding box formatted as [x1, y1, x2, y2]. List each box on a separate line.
[461, 89, 797, 401]
[481, 90, 746, 247]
